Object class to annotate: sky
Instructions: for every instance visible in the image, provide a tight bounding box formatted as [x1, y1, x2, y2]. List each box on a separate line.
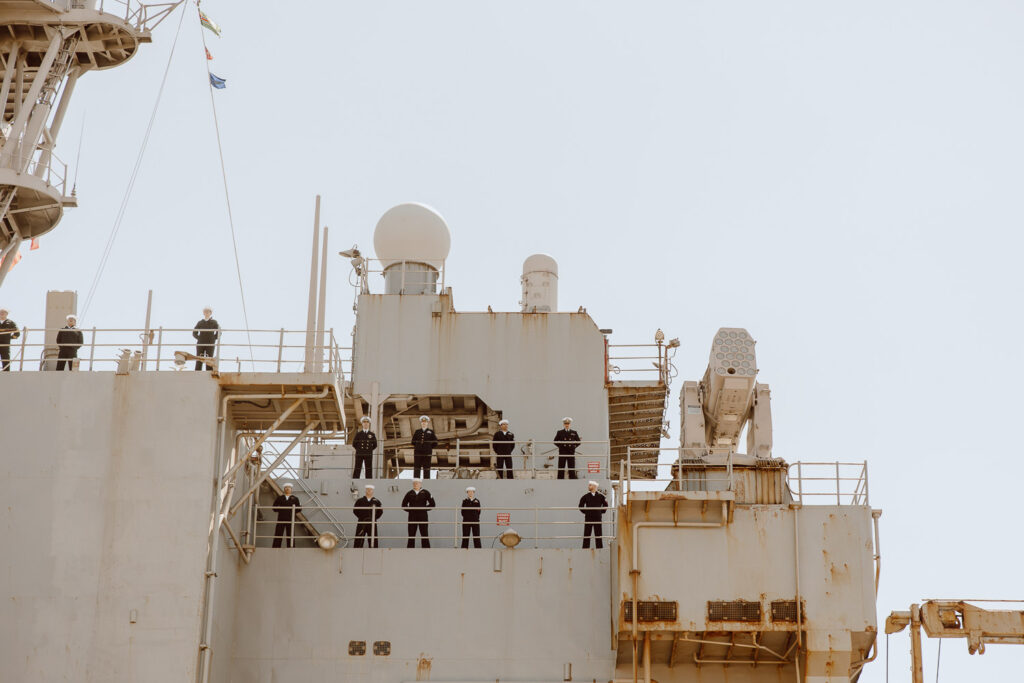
[4, 1, 1024, 680]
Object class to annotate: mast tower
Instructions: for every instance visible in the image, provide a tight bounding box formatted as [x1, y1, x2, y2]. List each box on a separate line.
[0, 0, 177, 287]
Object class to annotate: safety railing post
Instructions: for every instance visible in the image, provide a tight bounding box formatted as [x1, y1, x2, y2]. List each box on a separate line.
[400, 260, 406, 294]
[534, 506, 539, 549]
[88, 327, 96, 370]
[18, 327, 27, 370]
[276, 328, 284, 372]
[797, 462, 803, 504]
[455, 438, 460, 470]
[863, 460, 870, 506]
[453, 506, 457, 548]
[835, 462, 841, 505]
[155, 326, 162, 370]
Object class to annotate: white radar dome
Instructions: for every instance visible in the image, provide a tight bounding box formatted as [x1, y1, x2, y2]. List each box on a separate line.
[373, 203, 451, 269]
[522, 253, 558, 276]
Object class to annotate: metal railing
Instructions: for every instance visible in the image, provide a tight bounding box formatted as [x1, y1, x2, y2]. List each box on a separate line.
[24, 148, 69, 197]
[307, 439, 614, 479]
[253, 504, 617, 549]
[788, 461, 870, 506]
[352, 258, 446, 296]
[606, 341, 674, 385]
[78, 0, 182, 31]
[1, 327, 352, 376]
[621, 446, 734, 498]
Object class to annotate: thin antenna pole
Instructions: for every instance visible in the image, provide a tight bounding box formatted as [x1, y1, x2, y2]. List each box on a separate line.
[314, 226, 329, 371]
[303, 195, 321, 372]
[71, 112, 85, 194]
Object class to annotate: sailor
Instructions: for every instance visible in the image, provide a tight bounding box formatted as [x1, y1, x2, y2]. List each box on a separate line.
[492, 419, 515, 479]
[192, 306, 220, 371]
[272, 483, 302, 548]
[55, 315, 83, 371]
[578, 481, 608, 549]
[352, 416, 377, 478]
[554, 417, 581, 479]
[352, 484, 383, 548]
[461, 486, 482, 548]
[411, 415, 438, 479]
[0, 308, 20, 371]
[401, 478, 435, 548]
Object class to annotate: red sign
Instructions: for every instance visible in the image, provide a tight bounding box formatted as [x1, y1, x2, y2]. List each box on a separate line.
[587, 461, 601, 474]
[496, 513, 511, 526]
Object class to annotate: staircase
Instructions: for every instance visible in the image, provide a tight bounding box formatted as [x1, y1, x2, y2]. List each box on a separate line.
[607, 381, 668, 479]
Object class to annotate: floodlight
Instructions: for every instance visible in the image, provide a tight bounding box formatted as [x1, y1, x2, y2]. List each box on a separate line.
[317, 532, 339, 551]
[499, 529, 521, 548]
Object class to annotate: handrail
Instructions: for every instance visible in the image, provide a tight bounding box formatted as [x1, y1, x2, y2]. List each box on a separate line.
[254, 504, 617, 549]
[2, 326, 352, 376]
[787, 461, 870, 506]
[622, 446, 734, 498]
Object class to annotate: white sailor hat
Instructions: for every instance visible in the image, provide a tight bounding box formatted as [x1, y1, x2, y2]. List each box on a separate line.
[588, 480, 598, 487]
[282, 482, 293, 489]
[364, 484, 375, 490]
[66, 314, 77, 321]
[412, 477, 422, 483]
[203, 305, 213, 311]
[419, 415, 430, 421]
[466, 486, 476, 492]
[562, 416, 573, 423]
[498, 419, 509, 426]
[360, 416, 371, 423]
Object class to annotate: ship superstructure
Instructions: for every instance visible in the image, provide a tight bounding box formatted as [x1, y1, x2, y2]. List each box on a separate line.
[1, 202, 881, 683]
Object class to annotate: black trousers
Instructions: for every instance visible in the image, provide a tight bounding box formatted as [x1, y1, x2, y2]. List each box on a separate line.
[557, 455, 577, 479]
[0, 344, 10, 371]
[353, 454, 372, 478]
[354, 522, 378, 548]
[272, 520, 296, 548]
[407, 522, 430, 547]
[582, 521, 603, 548]
[195, 344, 215, 371]
[495, 456, 513, 479]
[56, 351, 76, 371]
[461, 522, 481, 548]
[413, 455, 431, 479]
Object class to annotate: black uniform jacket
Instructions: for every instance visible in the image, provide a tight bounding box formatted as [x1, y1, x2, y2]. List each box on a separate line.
[461, 497, 481, 522]
[0, 318, 19, 345]
[411, 428, 438, 455]
[492, 430, 515, 455]
[554, 429, 581, 455]
[273, 494, 301, 521]
[401, 488, 436, 521]
[578, 491, 608, 521]
[56, 326, 83, 355]
[353, 496, 383, 522]
[192, 318, 221, 345]
[353, 429, 377, 455]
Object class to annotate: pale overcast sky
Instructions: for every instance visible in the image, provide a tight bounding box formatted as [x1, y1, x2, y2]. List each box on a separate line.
[4, 2, 1024, 679]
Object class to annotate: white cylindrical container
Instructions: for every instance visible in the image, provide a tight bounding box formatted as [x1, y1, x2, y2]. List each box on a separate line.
[520, 253, 558, 313]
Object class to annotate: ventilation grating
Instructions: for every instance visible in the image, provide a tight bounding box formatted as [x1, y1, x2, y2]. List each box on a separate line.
[348, 641, 366, 656]
[622, 600, 678, 622]
[373, 641, 391, 656]
[708, 599, 761, 622]
[771, 600, 798, 622]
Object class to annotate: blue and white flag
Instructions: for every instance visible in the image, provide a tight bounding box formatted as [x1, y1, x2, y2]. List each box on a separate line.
[209, 73, 227, 89]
